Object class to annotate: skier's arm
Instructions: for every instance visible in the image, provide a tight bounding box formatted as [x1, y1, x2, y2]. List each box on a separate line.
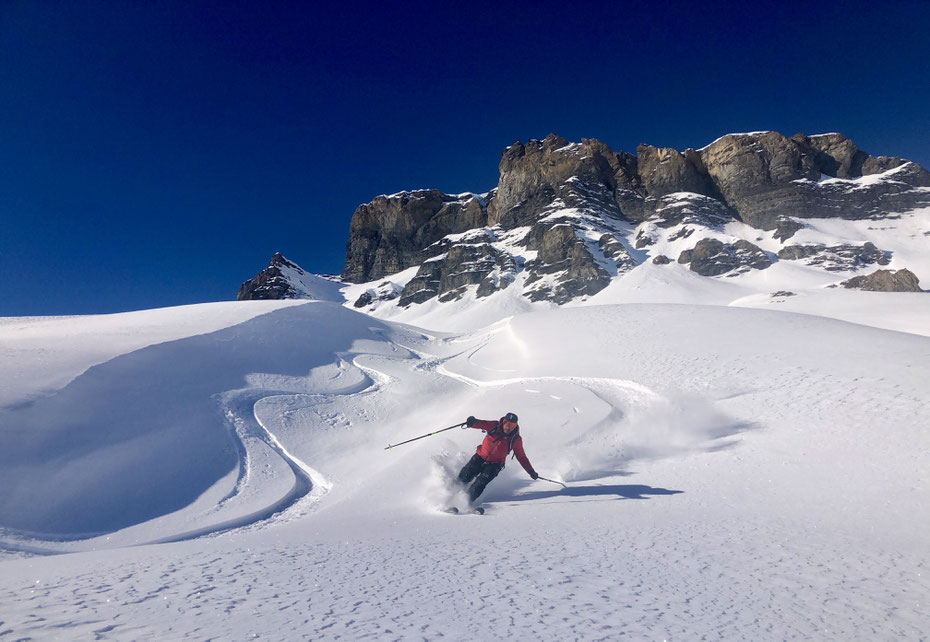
[468, 418, 498, 431]
[512, 436, 538, 479]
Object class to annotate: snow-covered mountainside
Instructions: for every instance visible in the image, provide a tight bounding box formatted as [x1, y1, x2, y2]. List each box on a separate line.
[1, 290, 929, 638]
[2, 131, 929, 639]
[242, 131, 930, 332]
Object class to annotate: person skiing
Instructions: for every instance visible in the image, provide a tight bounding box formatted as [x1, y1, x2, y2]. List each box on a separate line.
[458, 412, 537, 504]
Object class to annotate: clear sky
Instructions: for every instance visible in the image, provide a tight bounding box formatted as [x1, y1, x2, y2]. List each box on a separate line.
[2, 0, 929, 316]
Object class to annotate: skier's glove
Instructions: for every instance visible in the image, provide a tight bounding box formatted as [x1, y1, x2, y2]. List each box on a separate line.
[529, 470, 539, 480]
[466, 416, 476, 427]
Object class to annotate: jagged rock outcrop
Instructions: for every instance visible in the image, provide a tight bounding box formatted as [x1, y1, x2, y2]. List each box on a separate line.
[648, 193, 733, 229]
[398, 243, 515, 306]
[353, 281, 402, 308]
[237, 253, 305, 300]
[636, 144, 719, 200]
[234, 130, 930, 308]
[340, 135, 632, 306]
[700, 132, 820, 228]
[487, 134, 624, 229]
[678, 239, 772, 276]
[777, 242, 890, 271]
[598, 234, 636, 271]
[802, 133, 907, 178]
[342, 190, 487, 283]
[523, 225, 614, 303]
[698, 132, 930, 229]
[840, 269, 923, 292]
[772, 217, 804, 242]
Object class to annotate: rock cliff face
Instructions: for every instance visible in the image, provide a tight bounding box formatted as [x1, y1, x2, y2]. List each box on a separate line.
[342, 133, 638, 305]
[398, 243, 516, 306]
[697, 132, 930, 229]
[340, 131, 930, 303]
[342, 190, 487, 283]
[241, 130, 929, 307]
[487, 134, 623, 228]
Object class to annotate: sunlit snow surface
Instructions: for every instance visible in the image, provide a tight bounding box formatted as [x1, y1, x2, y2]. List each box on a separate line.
[2, 280, 929, 639]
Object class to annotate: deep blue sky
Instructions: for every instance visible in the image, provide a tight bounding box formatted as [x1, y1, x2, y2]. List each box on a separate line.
[2, 1, 929, 315]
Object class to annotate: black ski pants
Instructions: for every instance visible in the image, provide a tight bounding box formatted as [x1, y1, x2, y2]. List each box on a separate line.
[458, 453, 504, 503]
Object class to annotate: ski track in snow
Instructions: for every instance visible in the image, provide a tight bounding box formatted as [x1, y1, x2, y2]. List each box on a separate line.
[0, 304, 405, 551]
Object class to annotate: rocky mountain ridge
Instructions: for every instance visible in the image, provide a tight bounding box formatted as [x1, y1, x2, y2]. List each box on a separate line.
[238, 131, 930, 306]
[237, 253, 342, 302]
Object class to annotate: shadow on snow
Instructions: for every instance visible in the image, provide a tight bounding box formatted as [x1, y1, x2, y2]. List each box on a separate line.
[499, 483, 684, 505]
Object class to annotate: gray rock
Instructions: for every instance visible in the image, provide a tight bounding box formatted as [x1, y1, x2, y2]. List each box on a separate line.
[237, 253, 303, 300]
[635, 228, 657, 248]
[652, 255, 672, 265]
[678, 238, 772, 276]
[636, 144, 719, 199]
[331, 130, 930, 308]
[524, 224, 612, 304]
[798, 133, 871, 178]
[699, 132, 930, 229]
[840, 268, 923, 292]
[796, 132, 909, 178]
[441, 244, 513, 296]
[731, 240, 774, 271]
[668, 226, 695, 242]
[598, 234, 636, 272]
[398, 260, 444, 306]
[353, 281, 401, 308]
[773, 217, 804, 242]
[777, 242, 890, 271]
[488, 134, 625, 229]
[398, 244, 515, 306]
[699, 132, 820, 229]
[622, 190, 735, 229]
[342, 190, 488, 283]
[353, 291, 373, 308]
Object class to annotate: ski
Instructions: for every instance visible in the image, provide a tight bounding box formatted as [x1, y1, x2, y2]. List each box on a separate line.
[442, 506, 484, 515]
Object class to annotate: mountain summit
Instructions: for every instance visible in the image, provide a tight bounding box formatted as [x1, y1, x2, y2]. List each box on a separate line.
[240, 131, 929, 313]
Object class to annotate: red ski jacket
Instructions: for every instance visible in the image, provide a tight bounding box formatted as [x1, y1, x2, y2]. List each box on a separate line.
[469, 419, 535, 474]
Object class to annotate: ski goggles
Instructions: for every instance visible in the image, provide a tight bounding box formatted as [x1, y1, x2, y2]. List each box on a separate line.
[502, 420, 517, 430]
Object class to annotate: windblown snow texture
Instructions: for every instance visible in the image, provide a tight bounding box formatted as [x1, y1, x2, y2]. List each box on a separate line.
[1, 287, 928, 637]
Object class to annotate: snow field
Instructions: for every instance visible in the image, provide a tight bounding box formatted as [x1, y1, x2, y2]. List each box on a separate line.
[1, 300, 929, 638]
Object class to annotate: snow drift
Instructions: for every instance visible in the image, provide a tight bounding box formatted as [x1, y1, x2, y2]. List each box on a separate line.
[1, 297, 928, 639]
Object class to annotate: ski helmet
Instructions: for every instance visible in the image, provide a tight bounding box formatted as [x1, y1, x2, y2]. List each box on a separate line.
[503, 412, 518, 423]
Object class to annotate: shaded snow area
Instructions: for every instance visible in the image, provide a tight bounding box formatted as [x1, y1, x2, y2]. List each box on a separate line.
[1, 300, 929, 639]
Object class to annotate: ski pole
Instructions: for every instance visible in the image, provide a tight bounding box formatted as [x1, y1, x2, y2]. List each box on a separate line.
[384, 422, 466, 450]
[537, 475, 566, 488]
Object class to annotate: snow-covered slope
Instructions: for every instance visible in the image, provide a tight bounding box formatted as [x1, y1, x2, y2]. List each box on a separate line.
[1, 291, 928, 638]
[339, 204, 930, 334]
[0, 300, 309, 407]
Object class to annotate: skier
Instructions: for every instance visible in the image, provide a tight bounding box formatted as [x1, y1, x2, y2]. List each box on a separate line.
[458, 412, 538, 504]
